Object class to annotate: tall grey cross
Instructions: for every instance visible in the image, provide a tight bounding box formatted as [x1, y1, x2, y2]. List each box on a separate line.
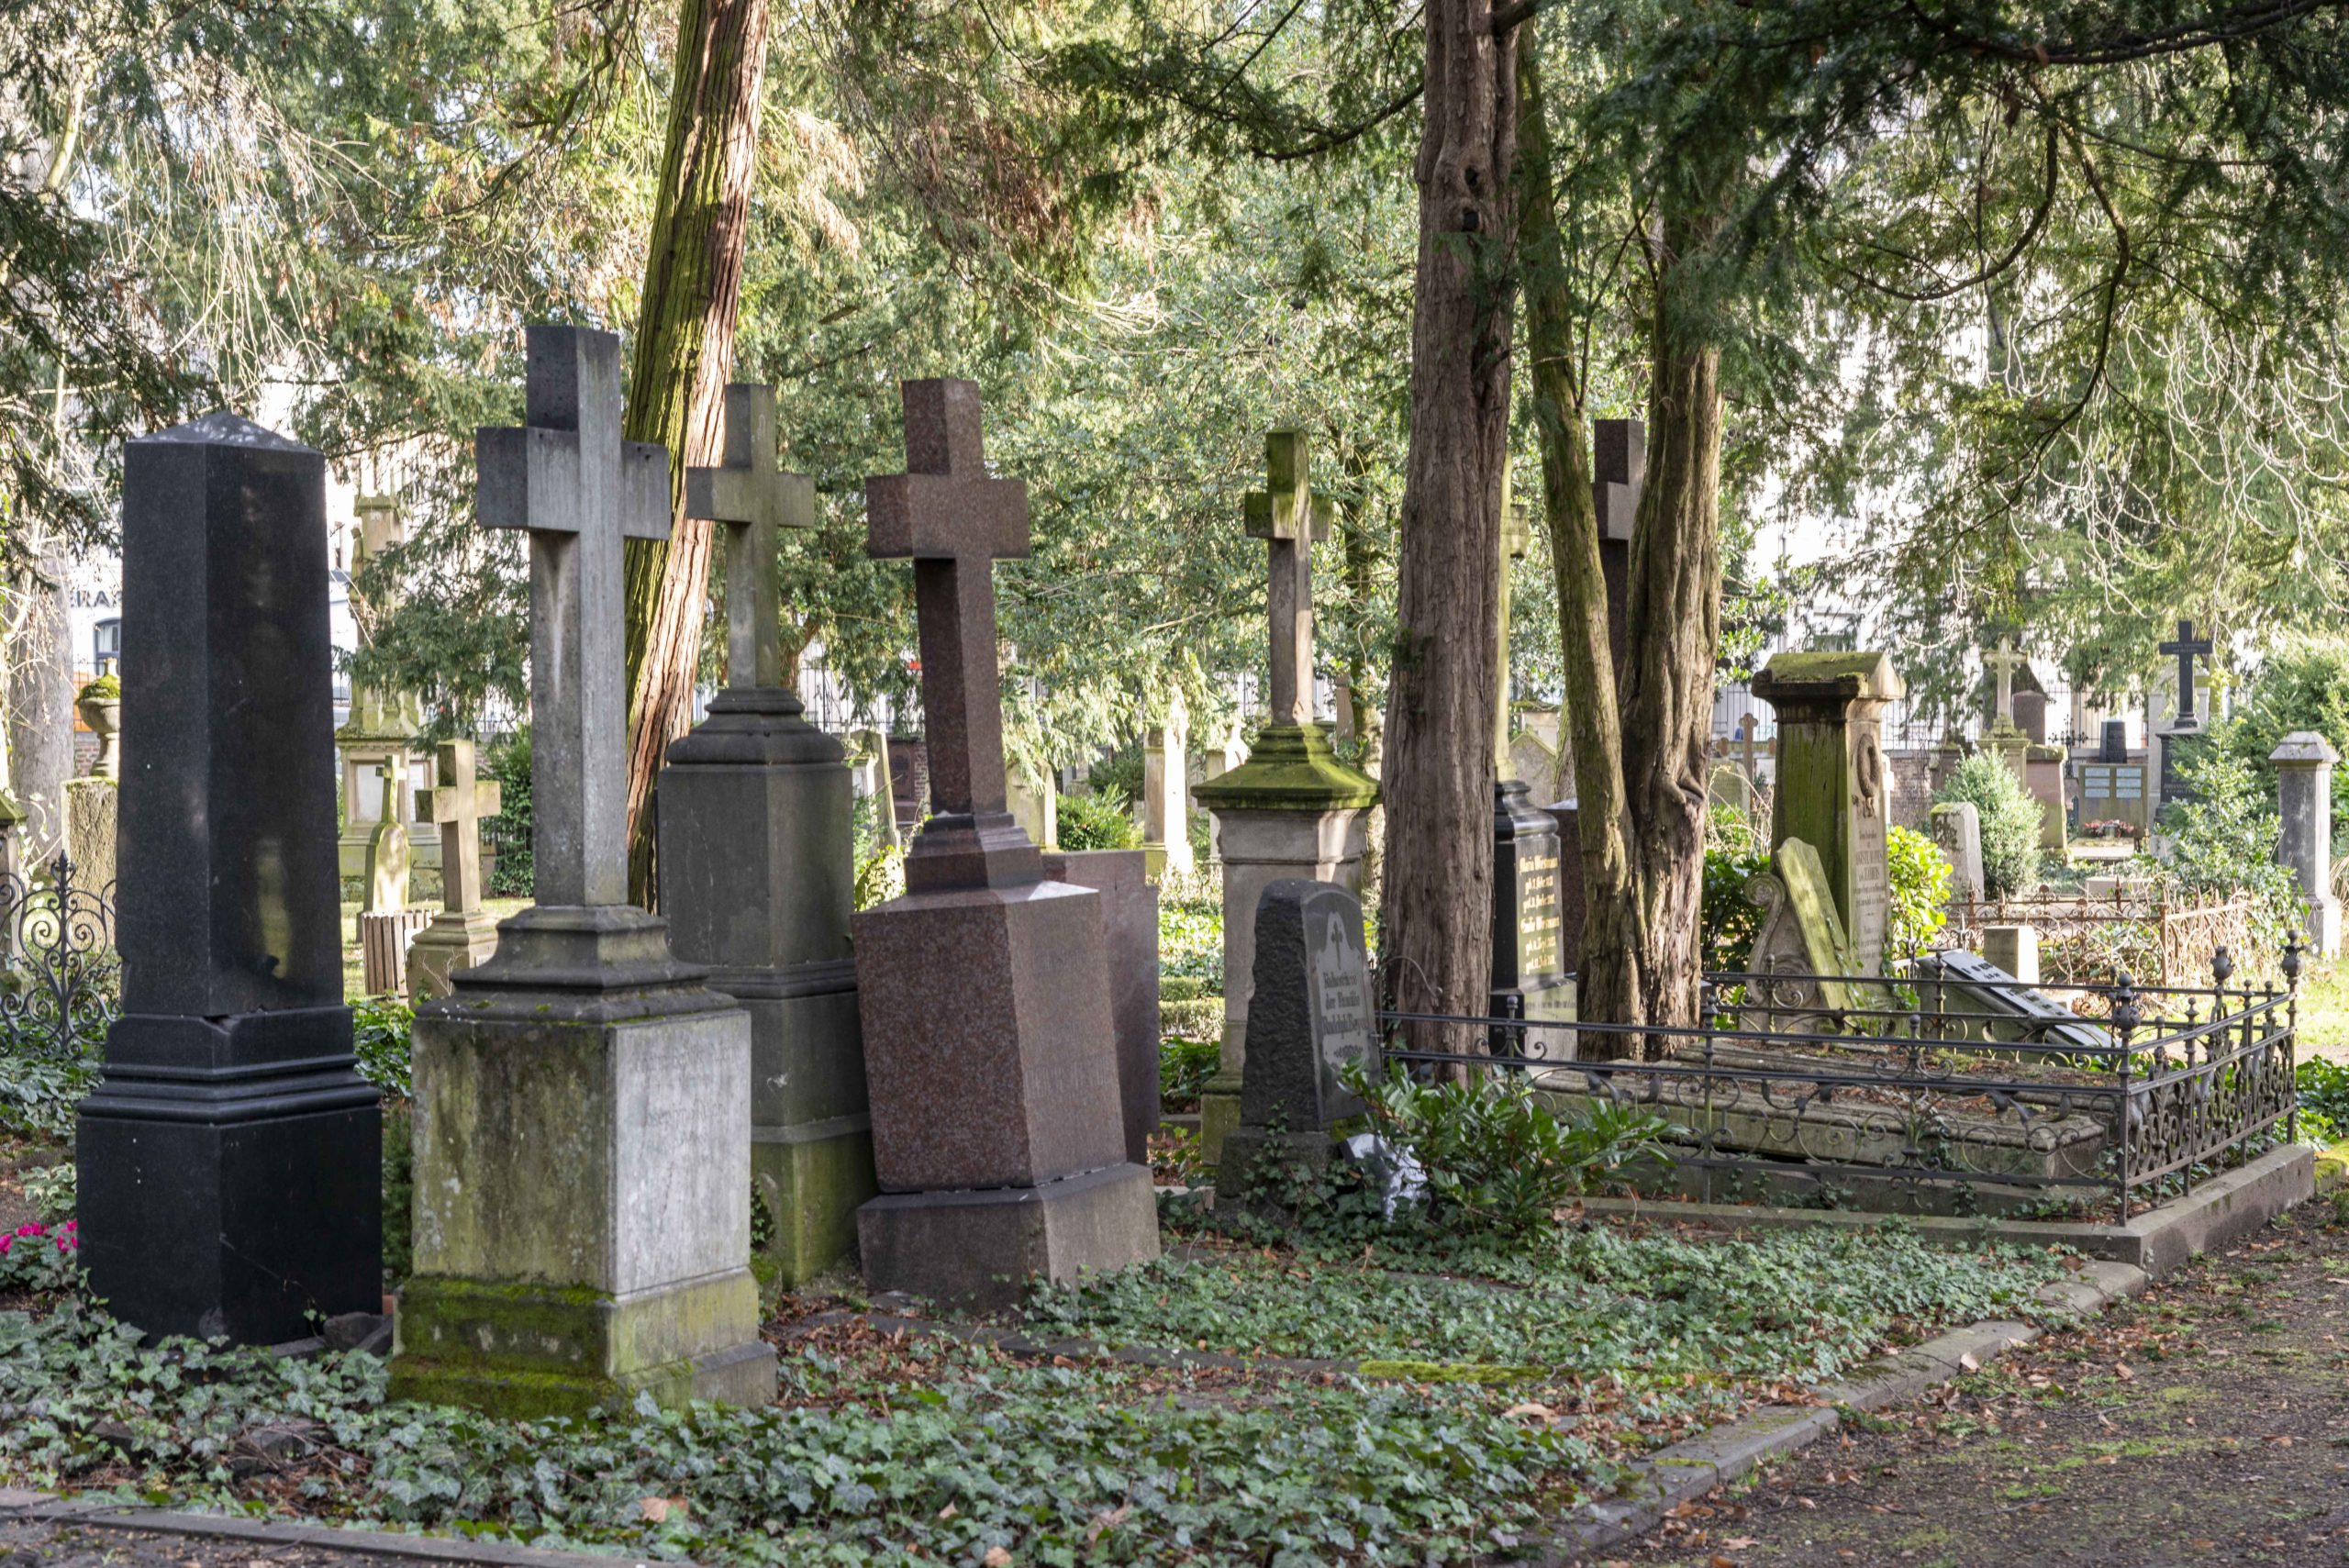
[476, 325, 671, 907]
[2160, 619, 2213, 727]
[866, 379, 1029, 830]
[686, 383, 815, 690]
[1985, 638, 2026, 728]
[428, 740, 502, 915]
[1245, 429, 1330, 729]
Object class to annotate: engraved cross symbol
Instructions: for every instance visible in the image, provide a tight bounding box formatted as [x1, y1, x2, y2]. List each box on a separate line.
[685, 384, 815, 690]
[1244, 430, 1330, 729]
[475, 325, 673, 906]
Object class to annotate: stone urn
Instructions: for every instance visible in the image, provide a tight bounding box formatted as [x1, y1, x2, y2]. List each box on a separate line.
[76, 694, 121, 780]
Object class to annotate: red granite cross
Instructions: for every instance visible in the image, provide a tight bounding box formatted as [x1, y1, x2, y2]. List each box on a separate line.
[866, 379, 1036, 889]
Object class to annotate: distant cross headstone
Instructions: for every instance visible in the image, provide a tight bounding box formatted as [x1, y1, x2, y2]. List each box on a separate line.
[1738, 712, 1761, 786]
[865, 379, 1036, 890]
[427, 740, 501, 915]
[362, 760, 411, 913]
[475, 325, 673, 906]
[2159, 619, 2213, 728]
[1984, 639, 2025, 729]
[685, 383, 815, 691]
[1244, 431, 1331, 729]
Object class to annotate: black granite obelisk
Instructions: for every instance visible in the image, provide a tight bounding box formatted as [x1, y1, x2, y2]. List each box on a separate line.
[78, 413, 381, 1346]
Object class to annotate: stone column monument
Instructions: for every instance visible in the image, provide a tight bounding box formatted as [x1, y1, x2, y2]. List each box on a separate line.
[658, 382, 874, 1287]
[406, 740, 502, 1001]
[1192, 431, 1378, 1167]
[2272, 731, 2341, 958]
[390, 326, 772, 1416]
[1751, 650, 1905, 975]
[852, 378, 1159, 1309]
[1142, 690, 1194, 879]
[1489, 505, 1571, 1051]
[337, 495, 425, 894]
[77, 412, 381, 1346]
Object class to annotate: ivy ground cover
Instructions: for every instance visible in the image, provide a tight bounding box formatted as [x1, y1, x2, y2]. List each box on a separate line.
[0, 1218, 2064, 1566]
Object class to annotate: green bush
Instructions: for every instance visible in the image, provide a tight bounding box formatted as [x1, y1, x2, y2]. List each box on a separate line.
[352, 995, 414, 1096]
[2164, 747, 2303, 949]
[1348, 1063, 1669, 1240]
[2215, 637, 2349, 817]
[1087, 741, 1143, 811]
[1056, 791, 1141, 851]
[1934, 755, 2043, 898]
[2297, 1057, 2349, 1145]
[1159, 1035, 1220, 1109]
[850, 794, 905, 910]
[482, 730, 533, 897]
[382, 1105, 414, 1284]
[1886, 823, 1952, 959]
[1702, 805, 1771, 973]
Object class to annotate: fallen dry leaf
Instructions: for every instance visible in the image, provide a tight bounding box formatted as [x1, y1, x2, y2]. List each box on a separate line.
[984, 1549, 1013, 1568]
[1959, 1351, 1980, 1372]
[637, 1498, 672, 1524]
[2114, 1363, 2134, 1381]
[1504, 1402, 1558, 1420]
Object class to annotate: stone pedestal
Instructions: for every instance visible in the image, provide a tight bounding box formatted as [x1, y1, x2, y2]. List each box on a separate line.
[1752, 651, 1905, 976]
[407, 908, 500, 1001]
[62, 776, 116, 898]
[2273, 732, 2342, 958]
[1982, 924, 2040, 984]
[392, 907, 773, 1416]
[1043, 849, 1161, 1164]
[660, 686, 873, 1286]
[78, 414, 380, 1348]
[1190, 724, 1376, 1167]
[1142, 717, 1195, 880]
[1491, 780, 1573, 1057]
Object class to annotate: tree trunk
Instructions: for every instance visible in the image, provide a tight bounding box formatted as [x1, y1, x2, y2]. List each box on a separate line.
[6, 549, 74, 864]
[1338, 443, 1386, 902]
[1379, 0, 1520, 1069]
[618, 0, 774, 907]
[1519, 16, 1726, 1055]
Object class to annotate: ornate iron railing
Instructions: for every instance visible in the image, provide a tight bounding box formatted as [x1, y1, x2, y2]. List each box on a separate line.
[1942, 888, 2273, 988]
[1377, 938, 2303, 1220]
[0, 851, 119, 1062]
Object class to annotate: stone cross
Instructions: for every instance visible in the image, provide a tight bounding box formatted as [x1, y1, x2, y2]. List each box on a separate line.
[475, 325, 672, 907]
[2160, 619, 2213, 728]
[685, 383, 815, 691]
[1244, 430, 1330, 729]
[428, 740, 502, 915]
[865, 379, 1029, 827]
[1985, 638, 2025, 729]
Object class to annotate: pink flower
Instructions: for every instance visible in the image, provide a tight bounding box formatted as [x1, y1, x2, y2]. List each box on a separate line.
[0, 1237, 11, 1256]
[15, 1224, 39, 1239]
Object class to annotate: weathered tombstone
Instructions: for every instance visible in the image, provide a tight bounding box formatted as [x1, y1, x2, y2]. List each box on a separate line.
[1509, 729, 1563, 805]
[1708, 759, 1757, 817]
[1742, 837, 1897, 1025]
[406, 740, 502, 1001]
[1217, 880, 1377, 1197]
[1751, 650, 1904, 975]
[356, 783, 425, 995]
[2013, 689, 2049, 746]
[1491, 506, 1572, 1053]
[1043, 847, 1162, 1163]
[1931, 800, 1985, 905]
[1142, 694, 1194, 879]
[77, 411, 380, 1347]
[1737, 711, 1763, 788]
[336, 494, 423, 895]
[852, 378, 1159, 1308]
[390, 326, 772, 1416]
[1192, 431, 1379, 1166]
[1006, 756, 1058, 849]
[2156, 619, 2214, 807]
[2272, 731, 2341, 957]
[1915, 948, 2108, 1051]
[1981, 924, 2040, 984]
[360, 760, 410, 912]
[656, 382, 874, 1287]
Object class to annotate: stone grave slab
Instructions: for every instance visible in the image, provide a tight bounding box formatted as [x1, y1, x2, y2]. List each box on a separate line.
[1917, 948, 2110, 1053]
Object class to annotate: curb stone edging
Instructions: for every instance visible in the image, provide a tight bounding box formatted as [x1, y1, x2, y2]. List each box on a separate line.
[0, 1491, 677, 1568]
[1532, 1258, 2150, 1564]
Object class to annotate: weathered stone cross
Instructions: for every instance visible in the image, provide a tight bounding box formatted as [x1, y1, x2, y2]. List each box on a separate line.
[866, 379, 1031, 887]
[1244, 430, 1330, 729]
[475, 325, 672, 907]
[686, 383, 815, 690]
[428, 740, 502, 916]
[1985, 638, 2025, 729]
[2160, 618, 2213, 728]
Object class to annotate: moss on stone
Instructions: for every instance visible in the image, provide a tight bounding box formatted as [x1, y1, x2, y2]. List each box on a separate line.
[1190, 725, 1378, 812]
[752, 1123, 876, 1287]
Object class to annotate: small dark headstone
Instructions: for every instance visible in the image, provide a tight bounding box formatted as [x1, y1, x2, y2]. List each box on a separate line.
[2099, 719, 2129, 763]
[1219, 880, 1378, 1197]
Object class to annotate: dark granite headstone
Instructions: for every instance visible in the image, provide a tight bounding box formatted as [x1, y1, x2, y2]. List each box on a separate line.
[1043, 849, 1162, 1164]
[1917, 949, 2110, 1053]
[78, 413, 380, 1347]
[1218, 880, 1378, 1195]
[2099, 719, 2129, 764]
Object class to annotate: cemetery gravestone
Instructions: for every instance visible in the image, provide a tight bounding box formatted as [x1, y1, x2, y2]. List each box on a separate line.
[1742, 837, 1897, 1025]
[77, 412, 381, 1347]
[406, 740, 502, 1001]
[1192, 430, 1378, 1166]
[1752, 650, 1904, 975]
[1931, 800, 1985, 906]
[357, 771, 429, 995]
[1218, 880, 1378, 1198]
[1982, 925, 2040, 984]
[2157, 619, 2214, 807]
[1491, 506, 1572, 1053]
[360, 760, 410, 912]
[1142, 696, 1194, 879]
[1508, 729, 1563, 806]
[337, 494, 425, 895]
[2272, 731, 2341, 957]
[390, 326, 772, 1417]
[658, 382, 874, 1287]
[1043, 847, 1162, 1164]
[852, 378, 1159, 1309]
[1917, 947, 2109, 1053]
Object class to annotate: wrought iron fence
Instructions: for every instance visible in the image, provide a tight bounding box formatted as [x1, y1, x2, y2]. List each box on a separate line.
[1377, 939, 2302, 1221]
[0, 851, 118, 1062]
[1943, 889, 2272, 988]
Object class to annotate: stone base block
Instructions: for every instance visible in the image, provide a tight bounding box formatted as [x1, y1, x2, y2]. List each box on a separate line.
[858, 1162, 1161, 1311]
[406, 908, 501, 1003]
[754, 1113, 877, 1286]
[390, 1272, 775, 1418]
[2310, 895, 2343, 960]
[1197, 1069, 1242, 1172]
[1215, 1126, 1331, 1206]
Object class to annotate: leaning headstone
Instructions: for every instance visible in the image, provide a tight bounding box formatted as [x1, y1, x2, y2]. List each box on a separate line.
[1218, 880, 1377, 1199]
[1742, 838, 1894, 1020]
[658, 382, 874, 1287]
[2272, 731, 2342, 957]
[1192, 431, 1378, 1166]
[77, 411, 380, 1347]
[1491, 506, 1572, 1055]
[1930, 800, 1985, 906]
[1043, 847, 1162, 1164]
[406, 740, 503, 1001]
[1752, 650, 1904, 974]
[390, 326, 772, 1416]
[852, 378, 1159, 1309]
[1916, 948, 2108, 1052]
